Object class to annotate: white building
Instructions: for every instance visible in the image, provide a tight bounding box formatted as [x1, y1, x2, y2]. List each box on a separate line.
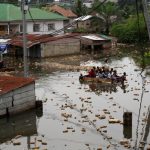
[0, 3, 68, 35]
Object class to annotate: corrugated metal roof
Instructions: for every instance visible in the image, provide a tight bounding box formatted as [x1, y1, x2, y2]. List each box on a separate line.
[0, 3, 68, 22]
[9, 33, 80, 48]
[74, 15, 92, 21]
[81, 35, 106, 41]
[0, 76, 35, 95]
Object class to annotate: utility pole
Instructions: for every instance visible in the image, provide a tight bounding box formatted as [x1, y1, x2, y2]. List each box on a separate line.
[21, 0, 29, 77]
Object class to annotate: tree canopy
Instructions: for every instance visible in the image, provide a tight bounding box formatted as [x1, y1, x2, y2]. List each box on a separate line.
[91, 1, 119, 34]
[110, 14, 149, 43]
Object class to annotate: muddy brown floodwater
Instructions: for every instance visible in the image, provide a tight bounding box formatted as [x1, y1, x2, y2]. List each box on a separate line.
[0, 51, 150, 150]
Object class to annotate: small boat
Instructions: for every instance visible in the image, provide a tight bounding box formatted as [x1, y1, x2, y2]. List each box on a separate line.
[79, 76, 112, 84]
[79, 74, 126, 85]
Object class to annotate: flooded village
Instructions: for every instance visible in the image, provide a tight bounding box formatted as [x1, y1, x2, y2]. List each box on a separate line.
[0, 0, 150, 150]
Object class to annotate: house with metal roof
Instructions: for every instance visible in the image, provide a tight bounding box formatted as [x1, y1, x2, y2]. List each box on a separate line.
[81, 34, 112, 51]
[0, 3, 68, 36]
[9, 33, 81, 57]
[74, 15, 105, 33]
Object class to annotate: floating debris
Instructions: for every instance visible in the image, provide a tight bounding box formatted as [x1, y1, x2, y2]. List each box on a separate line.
[42, 141, 47, 145]
[63, 130, 68, 133]
[120, 139, 130, 145]
[107, 144, 111, 148]
[13, 141, 21, 146]
[109, 119, 121, 123]
[81, 128, 86, 132]
[61, 113, 72, 118]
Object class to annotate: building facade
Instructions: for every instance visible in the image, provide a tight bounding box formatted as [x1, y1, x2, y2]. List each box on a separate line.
[0, 3, 68, 36]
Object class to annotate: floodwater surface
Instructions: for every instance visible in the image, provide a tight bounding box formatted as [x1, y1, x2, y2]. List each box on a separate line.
[0, 53, 150, 150]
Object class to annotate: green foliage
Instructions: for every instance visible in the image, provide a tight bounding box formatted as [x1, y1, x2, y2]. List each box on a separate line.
[91, 1, 119, 34]
[144, 51, 150, 57]
[72, 27, 87, 33]
[110, 14, 149, 43]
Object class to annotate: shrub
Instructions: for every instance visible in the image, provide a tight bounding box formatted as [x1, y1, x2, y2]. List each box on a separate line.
[110, 14, 149, 43]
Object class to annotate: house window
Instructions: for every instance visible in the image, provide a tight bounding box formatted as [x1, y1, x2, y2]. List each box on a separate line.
[48, 24, 55, 31]
[33, 24, 40, 32]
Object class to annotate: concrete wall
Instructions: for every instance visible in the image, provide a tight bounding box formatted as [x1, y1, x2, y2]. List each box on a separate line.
[0, 83, 36, 117]
[27, 21, 64, 34]
[0, 20, 64, 35]
[41, 37, 80, 57]
[77, 20, 91, 29]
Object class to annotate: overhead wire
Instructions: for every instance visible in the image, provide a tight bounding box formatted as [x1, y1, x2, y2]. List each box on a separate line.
[26, 0, 108, 36]
[135, 0, 141, 42]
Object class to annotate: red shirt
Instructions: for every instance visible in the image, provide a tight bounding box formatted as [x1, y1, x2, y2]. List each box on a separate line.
[88, 69, 96, 77]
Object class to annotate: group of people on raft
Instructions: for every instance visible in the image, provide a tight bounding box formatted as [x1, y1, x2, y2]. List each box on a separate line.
[80, 66, 127, 84]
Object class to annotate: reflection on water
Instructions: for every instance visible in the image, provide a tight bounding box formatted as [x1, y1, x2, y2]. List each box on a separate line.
[80, 81, 127, 95]
[1, 51, 150, 149]
[0, 109, 39, 144]
[123, 124, 132, 139]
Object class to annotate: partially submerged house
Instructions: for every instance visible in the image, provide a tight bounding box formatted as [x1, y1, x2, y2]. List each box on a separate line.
[9, 33, 81, 57]
[0, 3, 68, 36]
[0, 76, 36, 117]
[81, 34, 112, 50]
[74, 15, 105, 33]
[8, 33, 111, 57]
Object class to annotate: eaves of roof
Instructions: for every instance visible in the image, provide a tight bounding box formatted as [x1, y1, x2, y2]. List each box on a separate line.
[9, 33, 81, 48]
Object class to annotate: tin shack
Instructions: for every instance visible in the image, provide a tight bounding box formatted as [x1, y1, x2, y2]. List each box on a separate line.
[0, 76, 36, 117]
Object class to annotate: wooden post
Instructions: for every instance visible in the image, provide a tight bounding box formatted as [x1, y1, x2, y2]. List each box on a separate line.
[123, 112, 132, 126]
[36, 100, 43, 118]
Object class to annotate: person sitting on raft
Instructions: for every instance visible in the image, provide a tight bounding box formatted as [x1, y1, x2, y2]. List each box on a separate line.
[80, 67, 96, 79]
[87, 68, 96, 77]
[111, 71, 126, 83]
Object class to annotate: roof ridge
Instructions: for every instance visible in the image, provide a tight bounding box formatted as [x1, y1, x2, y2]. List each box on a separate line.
[0, 3, 68, 22]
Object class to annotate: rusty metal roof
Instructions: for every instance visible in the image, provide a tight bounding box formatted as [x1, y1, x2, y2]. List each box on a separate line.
[43, 4, 77, 18]
[9, 33, 80, 48]
[0, 76, 35, 95]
